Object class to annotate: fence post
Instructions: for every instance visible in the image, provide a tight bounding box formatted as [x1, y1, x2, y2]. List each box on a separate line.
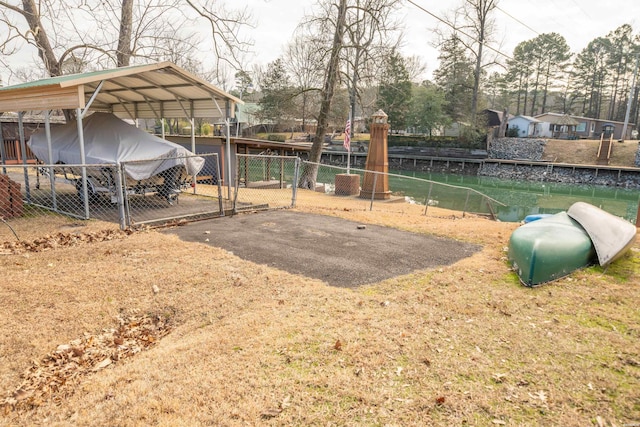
[369, 173, 378, 211]
[484, 196, 497, 221]
[280, 157, 285, 189]
[122, 164, 132, 228]
[216, 154, 225, 216]
[462, 189, 470, 217]
[423, 182, 433, 216]
[115, 165, 127, 230]
[291, 157, 300, 207]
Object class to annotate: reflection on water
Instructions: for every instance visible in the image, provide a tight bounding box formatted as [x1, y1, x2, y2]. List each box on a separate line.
[392, 170, 639, 223]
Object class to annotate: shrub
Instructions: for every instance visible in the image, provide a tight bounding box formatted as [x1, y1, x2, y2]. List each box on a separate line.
[506, 126, 520, 137]
[267, 134, 286, 142]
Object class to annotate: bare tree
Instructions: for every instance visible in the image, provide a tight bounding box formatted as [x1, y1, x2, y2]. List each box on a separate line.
[285, 33, 325, 133]
[297, 0, 348, 189]
[0, 0, 252, 84]
[463, 0, 498, 124]
[297, 0, 402, 188]
[342, 0, 402, 124]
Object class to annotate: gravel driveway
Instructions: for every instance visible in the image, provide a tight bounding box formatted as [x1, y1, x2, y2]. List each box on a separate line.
[163, 210, 481, 287]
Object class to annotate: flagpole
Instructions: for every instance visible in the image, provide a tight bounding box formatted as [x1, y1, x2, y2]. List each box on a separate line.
[345, 112, 352, 175]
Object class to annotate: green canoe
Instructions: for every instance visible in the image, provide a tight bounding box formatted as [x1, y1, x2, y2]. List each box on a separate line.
[508, 212, 596, 287]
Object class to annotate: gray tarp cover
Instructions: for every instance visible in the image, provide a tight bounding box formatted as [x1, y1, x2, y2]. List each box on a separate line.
[28, 112, 205, 180]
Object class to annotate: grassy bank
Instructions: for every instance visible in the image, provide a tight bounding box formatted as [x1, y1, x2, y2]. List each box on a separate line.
[1, 192, 639, 426]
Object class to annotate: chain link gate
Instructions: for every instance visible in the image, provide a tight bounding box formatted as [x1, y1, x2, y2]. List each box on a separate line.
[234, 154, 299, 212]
[121, 152, 227, 227]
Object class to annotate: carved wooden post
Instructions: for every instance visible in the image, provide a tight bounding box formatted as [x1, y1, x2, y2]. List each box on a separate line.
[360, 109, 391, 200]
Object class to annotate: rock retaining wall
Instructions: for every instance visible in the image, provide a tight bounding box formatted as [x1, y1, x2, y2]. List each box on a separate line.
[488, 138, 547, 161]
[479, 163, 640, 188]
[321, 138, 640, 189]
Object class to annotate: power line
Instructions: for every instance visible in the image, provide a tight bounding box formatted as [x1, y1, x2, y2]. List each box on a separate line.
[405, 0, 592, 89]
[405, 0, 515, 64]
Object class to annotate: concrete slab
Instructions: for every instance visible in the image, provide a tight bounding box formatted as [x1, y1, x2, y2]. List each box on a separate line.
[163, 210, 481, 288]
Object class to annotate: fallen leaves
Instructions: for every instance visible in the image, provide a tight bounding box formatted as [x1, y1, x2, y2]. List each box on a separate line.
[1, 309, 175, 412]
[1, 229, 130, 254]
[261, 395, 291, 419]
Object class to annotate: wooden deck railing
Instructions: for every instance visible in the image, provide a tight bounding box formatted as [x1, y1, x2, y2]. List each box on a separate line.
[0, 139, 39, 164]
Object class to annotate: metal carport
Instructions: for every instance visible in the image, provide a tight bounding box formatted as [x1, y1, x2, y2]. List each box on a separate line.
[0, 61, 242, 223]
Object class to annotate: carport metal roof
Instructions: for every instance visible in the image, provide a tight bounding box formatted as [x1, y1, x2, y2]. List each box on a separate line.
[0, 61, 242, 121]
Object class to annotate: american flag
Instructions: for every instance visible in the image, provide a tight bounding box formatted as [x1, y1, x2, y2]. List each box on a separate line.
[343, 119, 351, 151]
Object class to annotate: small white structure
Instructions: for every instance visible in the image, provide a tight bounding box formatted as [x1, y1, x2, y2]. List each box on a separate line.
[508, 115, 541, 137]
[534, 113, 580, 139]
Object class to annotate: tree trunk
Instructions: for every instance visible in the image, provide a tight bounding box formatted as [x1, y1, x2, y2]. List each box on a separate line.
[498, 108, 508, 137]
[22, 0, 60, 77]
[299, 0, 347, 189]
[116, 0, 134, 67]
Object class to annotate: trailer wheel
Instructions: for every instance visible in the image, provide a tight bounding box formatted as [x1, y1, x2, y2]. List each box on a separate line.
[76, 180, 99, 203]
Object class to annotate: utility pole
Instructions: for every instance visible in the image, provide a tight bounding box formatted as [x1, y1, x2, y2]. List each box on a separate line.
[620, 54, 638, 142]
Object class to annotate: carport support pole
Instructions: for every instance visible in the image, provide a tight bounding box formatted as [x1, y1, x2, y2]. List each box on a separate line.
[18, 112, 30, 202]
[190, 117, 197, 194]
[44, 111, 58, 211]
[76, 108, 90, 219]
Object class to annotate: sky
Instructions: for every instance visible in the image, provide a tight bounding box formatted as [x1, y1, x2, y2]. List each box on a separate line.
[1, 0, 639, 86]
[234, 0, 640, 80]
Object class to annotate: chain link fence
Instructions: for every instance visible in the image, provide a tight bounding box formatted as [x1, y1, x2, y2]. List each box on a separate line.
[1, 153, 226, 240]
[1, 163, 121, 221]
[2, 153, 505, 242]
[295, 160, 505, 217]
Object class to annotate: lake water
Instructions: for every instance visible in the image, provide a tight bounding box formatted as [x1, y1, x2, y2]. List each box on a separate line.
[390, 170, 639, 223]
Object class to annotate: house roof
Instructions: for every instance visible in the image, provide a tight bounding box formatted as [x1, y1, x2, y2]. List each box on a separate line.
[535, 113, 579, 126]
[510, 115, 540, 123]
[0, 62, 242, 122]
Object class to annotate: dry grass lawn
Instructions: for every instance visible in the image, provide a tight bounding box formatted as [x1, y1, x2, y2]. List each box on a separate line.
[542, 138, 639, 167]
[1, 191, 639, 426]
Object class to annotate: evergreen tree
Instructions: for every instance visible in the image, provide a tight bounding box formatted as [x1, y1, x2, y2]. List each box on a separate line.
[571, 38, 610, 118]
[257, 58, 297, 131]
[377, 50, 412, 131]
[504, 40, 534, 115]
[433, 33, 475, 123]
[603, 25, 637, 121]
[527, 33, 572, 115]
[406, 82, 448, 137]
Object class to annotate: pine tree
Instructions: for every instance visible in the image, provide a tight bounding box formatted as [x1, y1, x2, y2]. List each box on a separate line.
[433, 34, 475, 123]
[377, 50, 412, 131]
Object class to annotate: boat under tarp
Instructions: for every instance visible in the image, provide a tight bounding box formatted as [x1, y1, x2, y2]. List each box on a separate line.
[508, 212, 596, 286]
[567, 202, 637, 266]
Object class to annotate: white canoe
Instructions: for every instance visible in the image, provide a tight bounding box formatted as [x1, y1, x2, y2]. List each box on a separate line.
[567, 202, 637, 266]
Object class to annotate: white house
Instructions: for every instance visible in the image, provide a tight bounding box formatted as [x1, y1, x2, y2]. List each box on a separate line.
[507, 115, 541, 137]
